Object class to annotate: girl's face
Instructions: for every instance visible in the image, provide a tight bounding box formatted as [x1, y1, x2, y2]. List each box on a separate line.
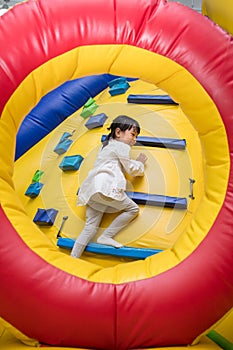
[115, 126, 138, 146]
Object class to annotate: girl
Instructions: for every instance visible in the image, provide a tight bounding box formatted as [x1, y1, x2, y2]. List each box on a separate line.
[71, 115, 147, 258]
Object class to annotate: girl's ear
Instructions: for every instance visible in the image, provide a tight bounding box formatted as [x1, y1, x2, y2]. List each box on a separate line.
[115, 127, 121, 138]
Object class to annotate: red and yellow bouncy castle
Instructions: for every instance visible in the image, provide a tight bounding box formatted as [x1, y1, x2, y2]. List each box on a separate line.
[0, 0, 233, 349]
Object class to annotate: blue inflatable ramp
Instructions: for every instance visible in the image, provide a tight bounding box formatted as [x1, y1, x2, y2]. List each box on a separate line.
[57, 238, 162, 259]
[127, 94, 178, 105]
[101, 135, 186, 150]
[126, 191, 187, 209]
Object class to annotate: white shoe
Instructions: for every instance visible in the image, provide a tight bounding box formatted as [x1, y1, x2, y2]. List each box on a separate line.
[97, 236, 123, 248]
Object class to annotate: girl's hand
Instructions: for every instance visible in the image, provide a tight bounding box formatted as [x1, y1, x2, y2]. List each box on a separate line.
[136, 153, 148, 164]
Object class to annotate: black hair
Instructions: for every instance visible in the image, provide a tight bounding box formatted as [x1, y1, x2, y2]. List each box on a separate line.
[103, 115, 140, 147]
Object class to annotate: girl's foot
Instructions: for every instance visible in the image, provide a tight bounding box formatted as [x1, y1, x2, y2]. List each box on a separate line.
[70, 253, 79, 258]
[97, 236, 123, 248]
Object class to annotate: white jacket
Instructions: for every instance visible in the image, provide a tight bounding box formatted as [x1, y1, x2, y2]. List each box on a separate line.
[77, 139, 144, 205]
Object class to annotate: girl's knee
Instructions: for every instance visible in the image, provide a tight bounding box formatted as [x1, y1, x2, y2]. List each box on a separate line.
[131, 204, 139, 216]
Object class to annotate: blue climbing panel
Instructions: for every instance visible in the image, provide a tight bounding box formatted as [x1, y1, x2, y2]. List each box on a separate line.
[127, 94, 178, 105]
[57, 237, 162, 259]
[101, 135, 186, 150]
[126, 191, 187, 209]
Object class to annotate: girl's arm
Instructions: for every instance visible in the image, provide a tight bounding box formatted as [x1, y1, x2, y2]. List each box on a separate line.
[116, 145, 147, 176]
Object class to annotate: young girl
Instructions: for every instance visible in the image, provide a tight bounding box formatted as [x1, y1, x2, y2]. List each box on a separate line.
[71, 115, 147, 258]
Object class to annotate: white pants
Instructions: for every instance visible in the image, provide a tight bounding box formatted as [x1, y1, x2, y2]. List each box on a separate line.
[70, 193, 139, 258]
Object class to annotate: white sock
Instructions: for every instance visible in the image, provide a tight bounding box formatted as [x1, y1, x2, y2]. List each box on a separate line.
[97, 236, 123, 248]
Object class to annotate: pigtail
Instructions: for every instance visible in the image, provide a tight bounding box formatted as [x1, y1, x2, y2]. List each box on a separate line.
[102, 128, 112, 148]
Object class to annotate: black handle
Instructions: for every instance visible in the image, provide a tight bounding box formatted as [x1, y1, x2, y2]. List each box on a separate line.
[57, 216, 68, 238]
[189, 178, 195, 200]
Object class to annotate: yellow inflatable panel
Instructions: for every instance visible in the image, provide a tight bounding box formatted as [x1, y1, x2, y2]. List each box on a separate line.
[13, 79, 202, 261]
[0, 326, 222, 350]
[213, 307, 233, 344]
[202, 0, 233, 36]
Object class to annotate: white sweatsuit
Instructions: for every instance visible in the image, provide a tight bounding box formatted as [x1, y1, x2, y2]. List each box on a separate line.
[71, 139, 144, 258]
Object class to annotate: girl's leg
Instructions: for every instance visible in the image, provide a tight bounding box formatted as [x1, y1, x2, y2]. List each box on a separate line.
[97, 196, 139, 247]
[71, 205, 103, 258]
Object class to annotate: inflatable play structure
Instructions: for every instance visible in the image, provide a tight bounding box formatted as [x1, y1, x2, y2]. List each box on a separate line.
[0, 0, 233, 349]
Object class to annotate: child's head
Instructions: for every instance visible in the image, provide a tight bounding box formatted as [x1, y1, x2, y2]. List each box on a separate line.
[107, 115, 140, 140]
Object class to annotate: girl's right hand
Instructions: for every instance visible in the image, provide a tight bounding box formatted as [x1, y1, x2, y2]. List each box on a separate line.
[136, 153, 148, 164]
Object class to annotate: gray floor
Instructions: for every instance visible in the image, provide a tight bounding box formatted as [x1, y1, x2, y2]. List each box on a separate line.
[167, 0, 202, 12]
[0, 0, 23, 9]
[1, 0, 202, 12]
